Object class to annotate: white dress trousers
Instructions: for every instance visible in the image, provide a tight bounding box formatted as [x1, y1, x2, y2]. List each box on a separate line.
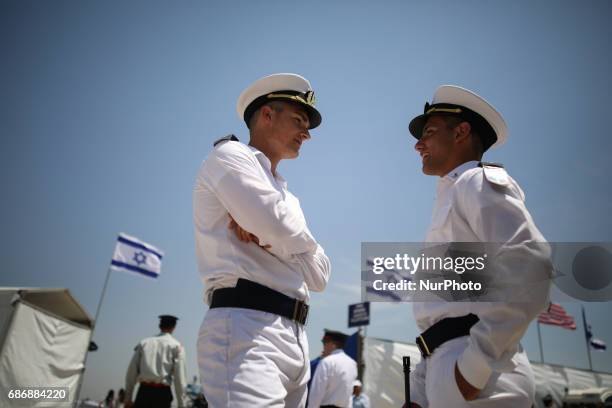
[198, 308, 310, 408]
[422, 337, 534, 407]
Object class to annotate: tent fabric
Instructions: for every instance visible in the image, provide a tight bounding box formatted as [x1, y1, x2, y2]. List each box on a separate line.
[0, 291, 17, 355]
[362, 336, 612, 408]
[0, 288, 93, 328]
[531, 363, 612, 407]
[0, 288, 92, 407]
[0, 302, 90, 407]
[363, 337, 421, 407]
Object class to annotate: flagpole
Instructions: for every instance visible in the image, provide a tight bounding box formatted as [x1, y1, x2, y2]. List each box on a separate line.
[74, 266, 113, 406]
[536, 321, 545, 363]
[93, 267, 113, 328]
[581, 305, 594, 371]
[72, 233, 163, 405]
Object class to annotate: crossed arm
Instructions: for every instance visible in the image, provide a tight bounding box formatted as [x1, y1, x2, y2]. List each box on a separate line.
[204, 143, 330, 291]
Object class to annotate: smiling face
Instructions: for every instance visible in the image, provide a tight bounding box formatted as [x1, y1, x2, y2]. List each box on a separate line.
[414, 115, 458, 176]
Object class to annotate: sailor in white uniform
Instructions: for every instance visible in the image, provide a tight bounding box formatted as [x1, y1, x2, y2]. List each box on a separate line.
[308, 330, 357, 408]
[407, 85, 552, 407]
[351, 380, 370, 408]
[194, 73, 331, 407]
[125, 315, 187, 408]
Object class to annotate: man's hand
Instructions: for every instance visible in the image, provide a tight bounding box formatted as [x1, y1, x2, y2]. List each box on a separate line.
[455, 362, 481, 401]
[228, 215, 271, 248]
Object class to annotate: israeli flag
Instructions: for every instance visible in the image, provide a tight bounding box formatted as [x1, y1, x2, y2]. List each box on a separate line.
[364, 257, 411, 302]
[110, 233, 164, 279]
[586, 323, 608, 351]
[590, 337, 607, 351]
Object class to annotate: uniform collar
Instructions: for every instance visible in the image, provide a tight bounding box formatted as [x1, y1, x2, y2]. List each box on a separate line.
[248, 145, 287, 187]
[441, 160, 479, 183]
[330, 348, 344, 356]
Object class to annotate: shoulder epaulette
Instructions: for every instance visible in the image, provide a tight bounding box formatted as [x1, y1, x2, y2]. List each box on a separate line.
[213, 134, 239, 147]
[478, 162, 504, 168]
[479, 162, 510, 186]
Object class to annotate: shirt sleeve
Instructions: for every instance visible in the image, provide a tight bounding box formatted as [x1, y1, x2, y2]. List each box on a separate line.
[202, 142, 318, 258]
[173, 345, 187, 408]
[307, 359, 329, 408]
[409, 357, 428, 408]
[454, 171, 552, 390]
[291, 238, 331, 292]
[125, 344, 141, 403]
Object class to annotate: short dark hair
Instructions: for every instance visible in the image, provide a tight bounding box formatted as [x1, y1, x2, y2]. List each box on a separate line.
[442, 116, 484, 159]
[323, 338, 345, 348]
[248, 100, 285, 129]
[159, 321, 176, 330]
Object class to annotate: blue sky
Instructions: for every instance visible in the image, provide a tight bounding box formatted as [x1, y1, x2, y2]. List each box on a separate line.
[1, 0, 611, 401]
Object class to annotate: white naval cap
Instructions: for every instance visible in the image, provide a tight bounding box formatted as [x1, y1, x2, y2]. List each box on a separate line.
[353, 380, 362, 387]
[236, 73, 322, 129]
[409, 85, 508, 151]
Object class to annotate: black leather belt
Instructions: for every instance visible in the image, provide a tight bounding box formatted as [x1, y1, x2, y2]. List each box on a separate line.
[210, 278, 309, 325]
[416, 313, 479, 358]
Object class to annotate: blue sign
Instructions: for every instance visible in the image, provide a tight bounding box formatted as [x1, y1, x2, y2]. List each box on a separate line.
[348, 302, 370, 327]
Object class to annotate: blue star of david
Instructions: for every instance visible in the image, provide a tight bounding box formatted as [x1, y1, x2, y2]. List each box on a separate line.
[133, 251, 147, 266]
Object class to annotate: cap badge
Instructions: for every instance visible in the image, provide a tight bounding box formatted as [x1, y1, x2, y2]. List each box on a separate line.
[266, 90, 316, 107]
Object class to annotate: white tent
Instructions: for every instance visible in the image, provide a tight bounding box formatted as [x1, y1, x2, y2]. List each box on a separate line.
[0, 288, 93, 407]
[362, 336, 612, 408]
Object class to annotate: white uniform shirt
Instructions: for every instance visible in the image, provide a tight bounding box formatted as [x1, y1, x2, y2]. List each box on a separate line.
[411, 161, 551, 407]
[193, 140, 330, 302]
[308, 349, 358, 408]
[125, 332, 187, 407]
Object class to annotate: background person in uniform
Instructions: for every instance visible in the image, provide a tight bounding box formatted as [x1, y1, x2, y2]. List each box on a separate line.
[406, 85, 551, 408]
[194, 73, 331, 407]
[307, 330, 357, 408]
[115, 388, 125, 408]
[125, 315, 187, 408]
[100, 389, 114, 408]
[351, 380, 370, 408]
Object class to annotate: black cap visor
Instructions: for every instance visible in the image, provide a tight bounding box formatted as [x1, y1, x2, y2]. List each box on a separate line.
[159, 314, 178, 327]
[408, 103, 497, 151]
[244, 90, 322, 129]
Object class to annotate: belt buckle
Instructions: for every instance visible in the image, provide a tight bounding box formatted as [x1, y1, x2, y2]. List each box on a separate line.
[416, 335, 431, 358]
[292, 301, 309, 325]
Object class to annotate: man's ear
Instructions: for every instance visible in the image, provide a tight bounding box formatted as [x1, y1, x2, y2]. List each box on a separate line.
[454, 121, 472, 143]
[259, 105, 273, 124]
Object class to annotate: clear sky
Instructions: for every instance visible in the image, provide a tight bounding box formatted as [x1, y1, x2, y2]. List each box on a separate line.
[1, 0, 611, 401]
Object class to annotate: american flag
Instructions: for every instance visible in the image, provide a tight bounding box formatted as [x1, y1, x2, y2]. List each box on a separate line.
[537, 303, 576, 330]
